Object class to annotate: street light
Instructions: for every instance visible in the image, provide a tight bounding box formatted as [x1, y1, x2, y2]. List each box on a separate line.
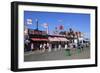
[36, 18, 38, 30]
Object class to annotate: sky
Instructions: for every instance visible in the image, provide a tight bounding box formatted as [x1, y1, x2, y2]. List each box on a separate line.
[24, 11, 90, 38]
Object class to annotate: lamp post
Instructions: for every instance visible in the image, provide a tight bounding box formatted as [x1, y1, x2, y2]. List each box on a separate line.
[36, 18, 38, 30]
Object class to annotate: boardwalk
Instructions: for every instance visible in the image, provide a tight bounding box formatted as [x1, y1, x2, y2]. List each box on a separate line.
[24, 47, 90, 62]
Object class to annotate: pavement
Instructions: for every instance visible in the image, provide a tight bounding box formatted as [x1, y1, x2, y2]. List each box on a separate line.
[24, 47, 90, 62]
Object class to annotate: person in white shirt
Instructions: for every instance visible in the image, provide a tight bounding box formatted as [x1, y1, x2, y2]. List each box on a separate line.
[65, 44, 67, 50]
[40, 44, 43, 51]
[58, 44, 61, 50]
[31, 43, 34, 51]
[43, 43, 46, 52]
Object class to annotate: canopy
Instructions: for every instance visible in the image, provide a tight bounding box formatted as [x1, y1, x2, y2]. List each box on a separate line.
[48, 37, 68, 42]
[31, 38, 48, 41]
[58, 37, 68, 42]
[48, 37, 60, 41]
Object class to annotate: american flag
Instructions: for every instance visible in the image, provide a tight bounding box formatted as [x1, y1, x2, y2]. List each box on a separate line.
[26, 18, 32, 25]
[43, 23, 48, 28]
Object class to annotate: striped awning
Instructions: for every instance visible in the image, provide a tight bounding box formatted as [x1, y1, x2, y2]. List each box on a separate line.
[58, 37, 68, 42]
[48, 37, 68, 42]
[31, 38, 48, 41]
[48, 37, 60, 41]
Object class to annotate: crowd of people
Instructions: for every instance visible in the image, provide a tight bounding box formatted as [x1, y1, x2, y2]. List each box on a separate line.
[24, 38, 89, 54]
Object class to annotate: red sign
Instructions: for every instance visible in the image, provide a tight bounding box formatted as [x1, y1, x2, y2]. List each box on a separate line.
[59, 25, 64, 30]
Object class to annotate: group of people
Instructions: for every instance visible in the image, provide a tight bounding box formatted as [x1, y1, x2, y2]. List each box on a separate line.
[32, 43, 51, 52]
[30, 42, 68, 52]
[24, 37, 89, 54]
[25, 42, 76, 52]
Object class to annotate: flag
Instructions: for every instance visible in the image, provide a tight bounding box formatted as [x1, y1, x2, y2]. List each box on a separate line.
[43, 23, 48, 28]
[26, 18, 32, 25]
[42, 23, 49, 34]
[59, 25, 64, 30]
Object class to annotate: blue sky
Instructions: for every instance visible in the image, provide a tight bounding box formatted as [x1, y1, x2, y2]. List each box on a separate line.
[24, 11, 90, 38]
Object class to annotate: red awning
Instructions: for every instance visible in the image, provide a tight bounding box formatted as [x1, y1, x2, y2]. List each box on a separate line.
[31, 38, 48, 41]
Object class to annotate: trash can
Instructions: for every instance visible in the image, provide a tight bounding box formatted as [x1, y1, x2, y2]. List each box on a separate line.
[65, 49, 71, 56]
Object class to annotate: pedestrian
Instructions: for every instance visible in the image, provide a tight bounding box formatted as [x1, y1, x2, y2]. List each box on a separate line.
[58, 44, 61, 50]
[47, 43, 50, 51]
[31, 43, 34, 51]
[77, 43, 81, 53]
[64, 44, 67, 49]
[48, 44, 51, 52]
[25, 39, 30, 51]
[43, 43, 46, 52]
[40, 44, 43, 51]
